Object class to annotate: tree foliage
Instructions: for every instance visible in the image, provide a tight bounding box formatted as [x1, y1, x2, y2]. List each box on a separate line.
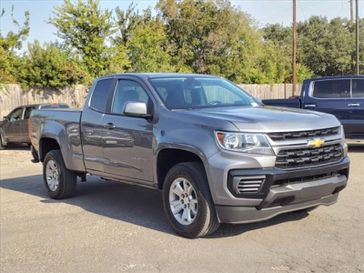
[0, 0, 362, 89]
[264, 16, 364, 76]
[17, 41, 86, 89]
[297, 17, 354, 75]
[49, 0, 113, 77]
[0, 7, 30, 83]
[127, 19, 174, 72]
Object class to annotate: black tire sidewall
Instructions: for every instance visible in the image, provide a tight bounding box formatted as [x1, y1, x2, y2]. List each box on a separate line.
[0, 129, 6, 149]
[162, 163, 215, 238]
[43, 150, 64, 198]
[43, 150, 77, 199]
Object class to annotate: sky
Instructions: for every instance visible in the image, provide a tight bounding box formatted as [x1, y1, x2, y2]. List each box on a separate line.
[1, 0, 364, 46]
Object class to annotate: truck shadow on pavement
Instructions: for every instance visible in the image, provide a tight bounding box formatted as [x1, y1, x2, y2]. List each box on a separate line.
[1, 144, 30, 151]
[0, 174, 309, 238]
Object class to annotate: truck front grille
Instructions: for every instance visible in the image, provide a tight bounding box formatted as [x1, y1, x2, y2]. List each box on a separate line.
[275, 143, 344, 169]
[268, 127, 340, 141]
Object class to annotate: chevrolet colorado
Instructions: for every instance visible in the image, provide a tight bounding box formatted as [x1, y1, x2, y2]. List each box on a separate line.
[263, 75, 364, 144]
[30, 73, 350, 238]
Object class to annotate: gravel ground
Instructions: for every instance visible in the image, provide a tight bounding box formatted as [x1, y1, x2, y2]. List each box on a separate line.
[0, 146, 363, 273]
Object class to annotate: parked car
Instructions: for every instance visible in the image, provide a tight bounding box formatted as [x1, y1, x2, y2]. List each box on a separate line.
[0, 103, 69, 149]
[30, 73, 349, 238]
[263, 75, 364, 144]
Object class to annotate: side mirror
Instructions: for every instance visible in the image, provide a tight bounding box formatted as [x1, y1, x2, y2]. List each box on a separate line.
[124, 102, 151, 118]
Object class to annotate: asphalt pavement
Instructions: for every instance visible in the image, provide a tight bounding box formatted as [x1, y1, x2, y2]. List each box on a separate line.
[0, 146, 363, 273]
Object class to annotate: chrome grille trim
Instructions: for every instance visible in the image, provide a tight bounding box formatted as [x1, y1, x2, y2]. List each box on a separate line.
[274, 143, 344, 169]
[232, 175, 266, 194]
[268, 126, 340, 141]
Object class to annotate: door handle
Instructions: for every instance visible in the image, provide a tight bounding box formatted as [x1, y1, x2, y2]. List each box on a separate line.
[304, 104, 316, 108]
[104, 122, 116, 129]
[347, 103, 360, 107]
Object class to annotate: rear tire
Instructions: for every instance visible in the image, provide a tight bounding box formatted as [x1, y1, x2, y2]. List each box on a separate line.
[162, 162, 220, 238]
[30, 145, 39, 162]
[43, 150, 77, 199]
[0, 129, 7, 150]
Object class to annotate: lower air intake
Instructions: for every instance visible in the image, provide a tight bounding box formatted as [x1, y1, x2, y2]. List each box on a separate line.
[232, 175, 266, 194]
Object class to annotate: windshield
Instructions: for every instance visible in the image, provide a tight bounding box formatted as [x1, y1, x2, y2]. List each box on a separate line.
[149, 76, 258, 109]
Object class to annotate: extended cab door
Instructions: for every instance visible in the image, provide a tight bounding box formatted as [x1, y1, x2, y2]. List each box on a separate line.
[80, 78, 116, 173]
[19, 106, 36, 142]
[302, 79, 350, 123]
[102, 78, 154, 185]
[345, 78, 364, 138]
[3, 107, 24, 141]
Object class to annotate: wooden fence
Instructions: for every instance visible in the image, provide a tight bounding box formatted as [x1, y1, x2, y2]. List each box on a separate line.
[0, 83, 301, 118]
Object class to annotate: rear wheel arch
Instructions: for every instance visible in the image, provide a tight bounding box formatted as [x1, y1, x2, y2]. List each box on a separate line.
[39, 137, 61, 162]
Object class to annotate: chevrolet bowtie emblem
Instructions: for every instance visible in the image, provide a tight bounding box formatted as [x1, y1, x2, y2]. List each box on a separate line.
[307, 138, 325, 148]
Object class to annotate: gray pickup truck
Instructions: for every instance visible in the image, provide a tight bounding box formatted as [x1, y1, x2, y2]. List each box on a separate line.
[30, 73, 350, 238]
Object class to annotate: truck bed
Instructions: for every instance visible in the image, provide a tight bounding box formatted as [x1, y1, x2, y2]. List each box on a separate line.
[30, 108, 85, 172]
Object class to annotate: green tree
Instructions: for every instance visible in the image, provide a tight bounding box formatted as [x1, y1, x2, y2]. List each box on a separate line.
[114, 4, 151, 45]
[0, 8, 30, 83]
[50, 0, 113, 78]
[18, 41, 86, 89]
[127, 20, 174, 72]
[297, 16, 354, 76]
[156, 0, 283, 83]
[262, 24, 314, 83]
[105, 44, 131, 74]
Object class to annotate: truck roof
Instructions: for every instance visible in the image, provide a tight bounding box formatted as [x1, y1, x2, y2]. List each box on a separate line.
[307, 75, 364, 81]
[97, 72, 219, 80]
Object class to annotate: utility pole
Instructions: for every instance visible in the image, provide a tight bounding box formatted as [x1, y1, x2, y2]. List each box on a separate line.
[355, 0, 360, 75]
[292, 0, 297, 95]
[350, 0, 354, 23]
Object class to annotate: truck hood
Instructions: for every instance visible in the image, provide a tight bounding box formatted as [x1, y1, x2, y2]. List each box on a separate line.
[186, 106, 340, 132]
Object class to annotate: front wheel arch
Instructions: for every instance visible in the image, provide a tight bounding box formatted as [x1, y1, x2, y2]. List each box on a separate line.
[156, 148, 208, 190]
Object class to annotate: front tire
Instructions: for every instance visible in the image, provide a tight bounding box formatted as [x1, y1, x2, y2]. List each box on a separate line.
[43, 150, 77, 199]
[162, 162, 219, 238]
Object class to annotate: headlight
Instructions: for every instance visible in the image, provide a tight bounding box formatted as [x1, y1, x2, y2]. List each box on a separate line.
[215, 131, 274, 155]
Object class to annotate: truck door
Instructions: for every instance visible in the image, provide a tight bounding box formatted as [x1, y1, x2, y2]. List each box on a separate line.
[81, 78, 116, 173]
[345, 78, 364, 138]
[20, 106, 36, 142]
[102, 79, 154, 185]
[3, 107, 24, 141]
[302, 79, 350, 124]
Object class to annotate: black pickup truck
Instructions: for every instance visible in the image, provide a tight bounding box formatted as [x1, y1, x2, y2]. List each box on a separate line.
[263, 76, 364, 144]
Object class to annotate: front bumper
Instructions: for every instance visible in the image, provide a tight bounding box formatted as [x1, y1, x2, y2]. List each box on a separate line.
[214, 156, 349, 224]
[216, 194, 339, 224]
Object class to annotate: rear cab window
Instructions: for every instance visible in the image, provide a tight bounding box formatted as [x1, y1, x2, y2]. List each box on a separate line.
[312, 80, 350, 98]
[89, 78, 116, 112]
[352, 79, 364, 98]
